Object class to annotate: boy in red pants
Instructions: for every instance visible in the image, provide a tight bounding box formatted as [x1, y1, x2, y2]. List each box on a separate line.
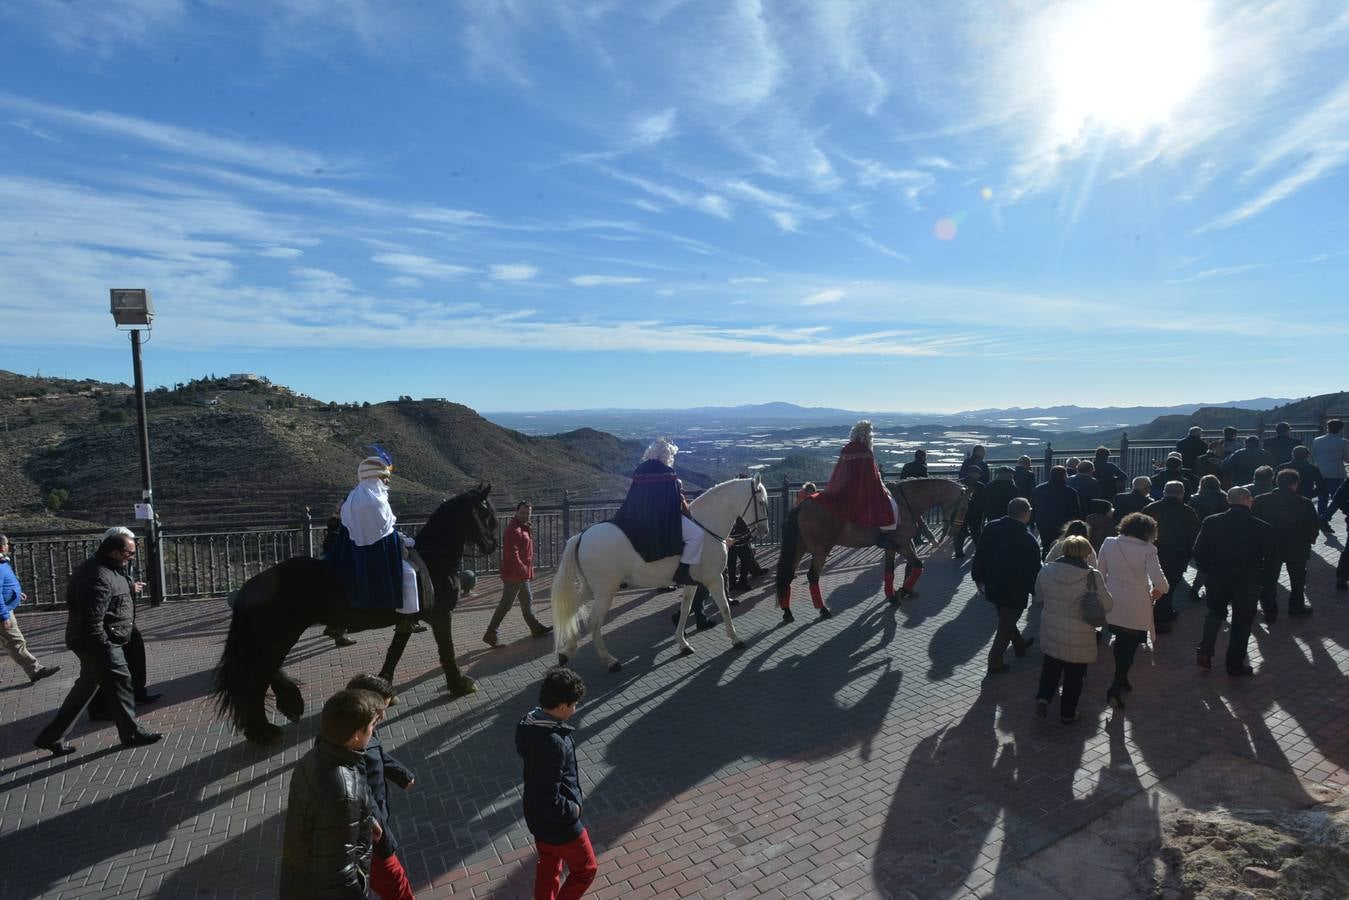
[347, 674, 417, 900]
[516, 668, 597, 900]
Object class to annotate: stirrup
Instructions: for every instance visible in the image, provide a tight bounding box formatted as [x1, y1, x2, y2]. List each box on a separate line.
[673, 563, 697, 586]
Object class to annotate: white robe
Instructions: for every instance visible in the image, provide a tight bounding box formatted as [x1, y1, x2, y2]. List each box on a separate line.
[341, 477, 419, 614]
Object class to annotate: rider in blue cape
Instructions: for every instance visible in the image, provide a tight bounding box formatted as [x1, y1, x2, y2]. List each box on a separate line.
[324, 451, 422, 614]
[610, 438, 704, 585]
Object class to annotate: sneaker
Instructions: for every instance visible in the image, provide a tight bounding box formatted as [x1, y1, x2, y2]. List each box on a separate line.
[29, 666, 61, 684]
[482, 631, 500, 648]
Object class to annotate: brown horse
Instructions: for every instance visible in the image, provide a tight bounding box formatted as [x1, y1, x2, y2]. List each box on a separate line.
[775, 478, 969, 622]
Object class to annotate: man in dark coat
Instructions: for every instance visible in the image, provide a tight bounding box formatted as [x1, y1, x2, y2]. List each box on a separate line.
[1152, 455, 1198, 498]
[972, 498, 1041, 675]
[1176, 427, 1209, 470]
[1263, 422, 1302, 467]
[610, 438, 702, 584]
[1066, 460, 1099, 505]
[959, 445, 990, 484]
[1193, 487, 1275, 676]
[1112, 476, 1153, 524]
[899, 449, 928, 479]
[1223, 436, 1276, 488]
[33, 528, 163, 756]
[1333, 479, 1349, 591]
[952, 471, 986, 559]
[1143, 481, 1201, 632]
[1093, 447, 1128, 501]
[1284, 446, 1323, 502]
[1252, 469, 1321, 619]
[982, 467, 1021, 525]
[1031, 466, 1082, 558]
[1013, 456, 1037, 499]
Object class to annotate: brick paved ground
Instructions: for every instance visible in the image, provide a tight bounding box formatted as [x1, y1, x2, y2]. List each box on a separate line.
[3, 524, 1348, 899]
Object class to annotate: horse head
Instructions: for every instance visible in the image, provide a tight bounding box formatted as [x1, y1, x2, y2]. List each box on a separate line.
[468, 482, 499, 555]
[748, 473, 770, 539]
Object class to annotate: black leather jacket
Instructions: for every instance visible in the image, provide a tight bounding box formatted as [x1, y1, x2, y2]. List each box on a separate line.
[64, 553, 135, 650]
[280, 739, 377, 899]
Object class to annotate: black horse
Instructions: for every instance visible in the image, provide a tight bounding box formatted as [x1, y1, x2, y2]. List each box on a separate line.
[213, 484, 498, 745]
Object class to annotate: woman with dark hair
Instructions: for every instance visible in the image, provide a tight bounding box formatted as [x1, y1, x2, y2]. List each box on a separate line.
[1045, 520, 1094, 566]
[1097, 513, 1168, 713]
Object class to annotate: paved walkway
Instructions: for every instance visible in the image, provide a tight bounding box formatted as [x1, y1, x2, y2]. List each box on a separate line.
[3, 525, 1348, 899]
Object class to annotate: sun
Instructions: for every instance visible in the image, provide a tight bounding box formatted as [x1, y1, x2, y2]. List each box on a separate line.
[1047, 0, 1211, 141]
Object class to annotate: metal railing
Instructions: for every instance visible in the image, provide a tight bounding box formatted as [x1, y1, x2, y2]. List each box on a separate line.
[7, 418, 1340, 607]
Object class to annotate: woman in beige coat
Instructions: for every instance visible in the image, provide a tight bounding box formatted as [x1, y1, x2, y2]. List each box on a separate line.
[1035, 536, 1113, 723]
[1097, 513, 1168, 712]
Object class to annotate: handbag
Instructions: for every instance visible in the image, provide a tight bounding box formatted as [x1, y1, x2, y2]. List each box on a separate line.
[1080, 571, 1107, 628]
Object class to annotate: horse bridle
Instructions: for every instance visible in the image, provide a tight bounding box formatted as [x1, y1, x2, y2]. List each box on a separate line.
[693, 477, 768, 542]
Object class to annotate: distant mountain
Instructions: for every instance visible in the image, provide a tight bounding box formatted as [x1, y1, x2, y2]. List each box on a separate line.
[1055, 392, 1349, 445]
[948, 399, 1294, 433]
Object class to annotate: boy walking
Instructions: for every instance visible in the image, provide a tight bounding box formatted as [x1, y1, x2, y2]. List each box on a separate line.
[281, 689, 384, 899]
[347, 674, 418, 900]
[516, 668, 597, 900]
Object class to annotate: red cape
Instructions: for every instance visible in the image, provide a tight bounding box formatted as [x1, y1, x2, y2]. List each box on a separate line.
[814, 439, 895, 528]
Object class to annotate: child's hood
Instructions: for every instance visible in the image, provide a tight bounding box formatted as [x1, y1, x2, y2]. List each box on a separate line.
[515, 706, 574, 756]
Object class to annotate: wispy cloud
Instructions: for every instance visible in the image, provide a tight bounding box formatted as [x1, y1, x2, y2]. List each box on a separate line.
[259, 246, 305, 259]
[490, 263, 540, 281]
[801, 288, 846, 305]
[570, 274, 646, 287]
[1164, 263, 1261, 284]
[371, 252, 474, 280]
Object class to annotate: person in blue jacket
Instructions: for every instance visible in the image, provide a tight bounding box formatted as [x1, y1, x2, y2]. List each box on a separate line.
[0, 534, 61, 684]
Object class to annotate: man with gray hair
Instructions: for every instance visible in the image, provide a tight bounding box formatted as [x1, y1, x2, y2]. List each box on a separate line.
[1111, 476, 1152, 524]
[1143, 482, 1201, 633]
[33, 527, 163, 756]
[1252, 469, 1321, 620]
[1192, 487, 1275, 676]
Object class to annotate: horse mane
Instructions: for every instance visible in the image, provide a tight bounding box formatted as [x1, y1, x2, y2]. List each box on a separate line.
[415, 490, 475, 547]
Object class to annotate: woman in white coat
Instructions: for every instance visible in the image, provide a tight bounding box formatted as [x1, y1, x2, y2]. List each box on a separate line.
[1034, 536, 1113, 723]
[1097, 513, 1168, 712]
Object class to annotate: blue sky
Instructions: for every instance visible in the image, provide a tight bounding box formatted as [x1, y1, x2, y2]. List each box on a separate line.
[1, 1, 1346, 413]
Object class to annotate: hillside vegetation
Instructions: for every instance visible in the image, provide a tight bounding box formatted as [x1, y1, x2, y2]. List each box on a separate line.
[0, 371, 649, 529]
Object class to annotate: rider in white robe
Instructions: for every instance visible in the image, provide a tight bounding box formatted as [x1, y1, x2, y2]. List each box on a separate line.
[341, 457, 420, 615]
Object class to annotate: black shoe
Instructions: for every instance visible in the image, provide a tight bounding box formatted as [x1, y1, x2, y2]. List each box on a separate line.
[29, 666, 61, 684]
[135, 692, 163, 706]
[1227, 665, 1255, 677]
[1197, 653, 1212, 671]
[120, 732, 164, 748]
[34, 739, 76, 757]
[1155, 622, 1172, 634]
[1107, 692, 1125, 712]
[530, 624, 553, 639]
[1060, 714, 1080, 724]
[672, 563, 697, 586]
[1289, 606, 1313, 617]
[411, 622, 429, 633]
[1035, 699, 1048, 719]
[1262, 612, 1277, 626]
[695, 618, 718, 631]
[953, 550, 966, 560]
[1014, 636, 1034, 658]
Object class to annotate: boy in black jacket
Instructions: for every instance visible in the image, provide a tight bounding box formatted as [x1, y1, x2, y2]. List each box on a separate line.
[516, 668, 596, 900]
[347, 675, 417, 900]
[280, 689, 383, 899]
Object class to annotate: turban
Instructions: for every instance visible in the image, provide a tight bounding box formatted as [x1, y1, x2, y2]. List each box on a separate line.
[357, 456, 392, 481]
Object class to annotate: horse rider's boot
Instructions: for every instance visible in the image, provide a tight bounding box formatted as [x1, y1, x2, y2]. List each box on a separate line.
[673, 563, 698, 586]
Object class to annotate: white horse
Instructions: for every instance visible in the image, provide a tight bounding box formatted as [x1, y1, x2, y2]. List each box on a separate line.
[551, 475, 771, 671]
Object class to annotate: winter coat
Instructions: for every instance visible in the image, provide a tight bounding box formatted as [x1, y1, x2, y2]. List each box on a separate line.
[1188, 487, 1229, 522]
[280, 739, 377, 899]
[1094, 460, 1128, 501]
[1263, 435, 1302, 467]
[971, 517, 1041, 610]
[1013, 466, 1037, 499]
[899, 461, 928, 479]
[501, 519, 534, 582]
[1191, 507, 1274, 589]
[1035, 558, 1113, 664]
[1066, 473, 1099, 505]
[358, 730, 415, 859]
[1176, 434, 1209, 470]
[1151, 467, 1198, 498]
[959, 457, 990, 484]
[982, 477, 1020, 523]
[1045, 537, 1097, 568]
[1111, 490, 1151, 524]
[64, 552, 136, 650]
[1223, 447, 1276, 487]
[516, 707, 585, 846]
[1141, 497, 1200, 557]
[1284, 458, 1323, 500]
[1085, 499, 1116, 550]
[1031, 482, 1082, 541]
[1098, 535, 1168, 632]
[0, 560, 23, 619]
[1251, 488, 1321, 562]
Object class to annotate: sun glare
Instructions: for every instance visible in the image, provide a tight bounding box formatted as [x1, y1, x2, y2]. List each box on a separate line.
[1048, 0, 1211, 142]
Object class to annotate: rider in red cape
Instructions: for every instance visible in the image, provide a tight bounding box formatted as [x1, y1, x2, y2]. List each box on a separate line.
[609, 438, 703, 584]
[814, 421, 898, 542]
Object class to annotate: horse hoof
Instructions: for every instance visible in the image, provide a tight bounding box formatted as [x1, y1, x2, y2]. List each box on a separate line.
[782, 609, 795, 624]
[608, 661, 623, 673]
[558, 654, 569, 667]
[680, 645, 694, 656]
[733, 640, 746, 650]
[447, 676, 478, 697]
[244, 723, 283, 747]
[818, 606, 833, 619]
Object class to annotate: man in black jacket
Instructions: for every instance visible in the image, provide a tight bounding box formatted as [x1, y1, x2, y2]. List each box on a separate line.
[1252, 469, 1321, 619]
[32, 528, 163, 756]
[1223, 436, 1276, 488]
[1334, 479, 1349, 591]
[1093, 447, 1128, 501]
[972, 498, 1041, 676]
[1112, 476, 1153, 524]
[1263, 422, 1302, 467]
[1193, 487, 1275, 676]
[281, 689, 382, 899]
[952, 471, 986, 559]
[1031, 466, 1082, 558]
[982, 467, 1020, 526]
[1151, 455, 1198, 498]
[1143, 481, 1201, 632]
[1176, 426, 1208, 470]
[1013, 456, 1037, 499]
[899, 449, 928, 479]
[1284, 446, 1323, 502]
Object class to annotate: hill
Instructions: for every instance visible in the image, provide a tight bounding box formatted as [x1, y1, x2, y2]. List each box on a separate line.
[0, 371, 649, 529]
[1053, 392, 1349, 446]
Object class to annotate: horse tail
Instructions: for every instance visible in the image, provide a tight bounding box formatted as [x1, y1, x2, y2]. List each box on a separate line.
[212, 568, 271, 734]
[550, 534, 589, 655]
[775, 506, 802, 596]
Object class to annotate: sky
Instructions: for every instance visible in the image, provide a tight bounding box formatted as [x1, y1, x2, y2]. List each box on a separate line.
[1, 0, 1347, 413]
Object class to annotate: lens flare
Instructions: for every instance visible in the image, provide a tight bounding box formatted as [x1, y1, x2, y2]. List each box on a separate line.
[934, 218, 958, 241]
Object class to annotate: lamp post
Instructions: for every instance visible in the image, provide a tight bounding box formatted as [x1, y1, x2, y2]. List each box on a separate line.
[110, 289, 166, 606]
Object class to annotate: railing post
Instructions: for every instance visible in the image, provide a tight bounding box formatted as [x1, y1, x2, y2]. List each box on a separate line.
[1119, 432, 1129, 467]
[781, 475, 791, 511]
[1043, 442, 1054, 474]
[301, 506, 314, 557]
[561, 491, 571, 542]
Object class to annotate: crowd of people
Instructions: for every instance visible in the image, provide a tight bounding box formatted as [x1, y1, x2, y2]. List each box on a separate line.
[937, 420, 1349, 726]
